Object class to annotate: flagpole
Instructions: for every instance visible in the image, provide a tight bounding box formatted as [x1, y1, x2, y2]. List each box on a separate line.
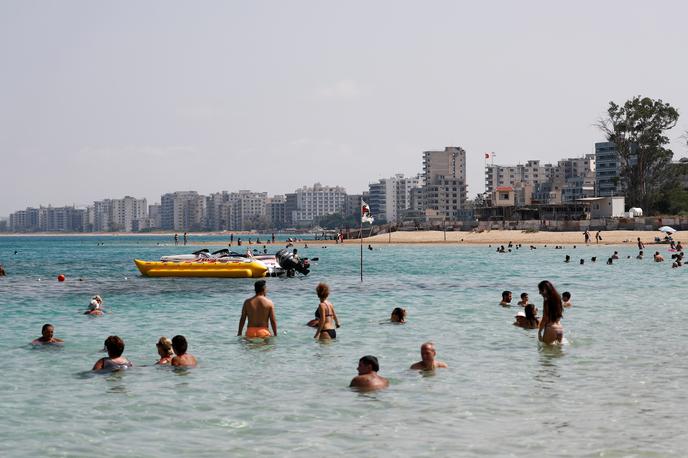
[360, 198, 363, 282]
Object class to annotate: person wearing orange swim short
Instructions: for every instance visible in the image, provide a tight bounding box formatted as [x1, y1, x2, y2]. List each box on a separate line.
[237, 280, 277, 338]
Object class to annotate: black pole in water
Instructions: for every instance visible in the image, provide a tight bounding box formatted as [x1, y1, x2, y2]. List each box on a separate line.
[360, 219, 363, 282]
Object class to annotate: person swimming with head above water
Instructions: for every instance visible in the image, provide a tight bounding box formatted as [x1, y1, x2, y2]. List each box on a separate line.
[499, 290, 512, 307]
[410, 342, 448, 371]
[155, 336, 174, 365]
[314, 282, 340, 340]
[92, 336, 132, 371]
[349, 355, 389, 391]
[171, 335, 197, 367]
[562, 291, 573, 308]
[514, 303, 540, 329]
[537, 280, 564, 345]
[238, 280, 277, 338]
[84, 298, 104, 316]
[517, 292, 529, 307]
[32, 323, 64, 345]
[390, 307, 407, 323]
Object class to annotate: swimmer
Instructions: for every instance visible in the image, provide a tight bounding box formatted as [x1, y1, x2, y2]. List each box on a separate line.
[654, 251, 664, 262]
[637, 250, 644, 260]
[514, 303, 540, 329]
[84, 299, 104, 316]
[564, 255, 570, 263]
[390, 307, 407, 323]
[0, 264, 5, 276]
[237, 280, 277, 338]
[537, 281, 564, 345]
[349, 355, 389, 391]
[92, 336, 132, 371]
[499, 290, 512, 307]
[611, 251, 619, 260]
[517, 293, 529, 307]
[314, 283, 340, 340]
[170, 335, 197, 367]
[32, 324, 64, 345]
[562, 291, 572, 308]
[155, 336, 174, 365]
[606, 257, 613, 265]
[579, 259, 584, 265]
[410, 342, 448, 370]
[591, 256, 597, 262]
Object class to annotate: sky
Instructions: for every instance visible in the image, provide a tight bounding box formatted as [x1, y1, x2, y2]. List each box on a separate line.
[1, 0, 687, 216]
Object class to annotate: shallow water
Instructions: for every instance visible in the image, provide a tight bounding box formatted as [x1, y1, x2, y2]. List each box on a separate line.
[0, 236, 687, 457]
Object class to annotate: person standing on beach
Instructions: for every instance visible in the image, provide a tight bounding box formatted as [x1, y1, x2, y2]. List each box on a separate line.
[584, 230, 590, 244]
[410, 342, 448, 371]
[238, 280, 277, 338]
[595, 231, 602, 243]
[350, 355, 389, 391]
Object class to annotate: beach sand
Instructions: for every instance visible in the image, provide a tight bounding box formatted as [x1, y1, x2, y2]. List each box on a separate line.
[348, 230, 684, 246]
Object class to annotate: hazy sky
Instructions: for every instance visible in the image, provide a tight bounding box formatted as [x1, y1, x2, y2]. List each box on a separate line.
[1, 0, 687, 216]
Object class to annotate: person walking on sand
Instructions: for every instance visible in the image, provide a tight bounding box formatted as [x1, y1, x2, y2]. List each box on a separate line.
[584, 230, 590, 244]
[410, 342, 448, 371]
[595, 231, 602, 244]
[238, 280, 277, 338]
[350, 355, 389, 391]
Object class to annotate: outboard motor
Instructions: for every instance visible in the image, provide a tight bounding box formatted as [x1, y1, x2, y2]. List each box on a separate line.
[276, 248, 310, 275]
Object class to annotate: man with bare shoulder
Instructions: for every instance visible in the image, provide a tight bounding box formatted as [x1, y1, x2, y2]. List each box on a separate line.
[32, 324, 64, 345]
[170, 335, 197, 367]
[237, 280, 277, 339]
[410, 342, 448, 371]
[349, 355, 389, 391]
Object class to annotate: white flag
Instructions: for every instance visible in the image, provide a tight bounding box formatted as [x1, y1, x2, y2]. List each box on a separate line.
[361, 199, 374, 224]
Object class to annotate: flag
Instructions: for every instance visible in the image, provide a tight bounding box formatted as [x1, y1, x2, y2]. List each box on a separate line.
[485, 152, 496, 159]
[484, 152, 490, 159]
[361, 199, 374, 224]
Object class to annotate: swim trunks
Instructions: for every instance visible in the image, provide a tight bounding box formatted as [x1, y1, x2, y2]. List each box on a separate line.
[246, 327, 271, 338]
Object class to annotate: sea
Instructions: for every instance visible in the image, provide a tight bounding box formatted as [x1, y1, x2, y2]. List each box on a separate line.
[0, 235, 686, 457]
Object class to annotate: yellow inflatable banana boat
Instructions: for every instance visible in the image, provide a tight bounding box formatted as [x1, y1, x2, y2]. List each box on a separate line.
[134, 259, 268, 278]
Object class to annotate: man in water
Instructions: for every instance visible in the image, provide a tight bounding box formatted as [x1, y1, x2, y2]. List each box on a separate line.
[499, 291, 512, 307]
[350, 355, 389, 391]
[171, 335, 197, 367]
[562, 291, 573, 308]
[637, 237, 645, 250]
[654, 251, 664, 262]
[32, 324, 64, 345]
[637, 250, 644, 260]
[410, 342, 448, 371]
[517, 292, 529, 307]
[237, 280, 277, 338]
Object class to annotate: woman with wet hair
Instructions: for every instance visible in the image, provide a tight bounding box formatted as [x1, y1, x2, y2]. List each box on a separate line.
[537, 280, 564, 344]
[314, 283, 340, 340]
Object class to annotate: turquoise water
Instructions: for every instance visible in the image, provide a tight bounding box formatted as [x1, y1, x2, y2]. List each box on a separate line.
[1, 236, 687, 457]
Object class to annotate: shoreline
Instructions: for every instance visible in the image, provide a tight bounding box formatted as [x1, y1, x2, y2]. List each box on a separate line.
[0, 229, 681, 246]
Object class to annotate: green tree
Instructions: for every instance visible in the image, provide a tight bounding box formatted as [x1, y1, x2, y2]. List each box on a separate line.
[597, 96, 679, 212]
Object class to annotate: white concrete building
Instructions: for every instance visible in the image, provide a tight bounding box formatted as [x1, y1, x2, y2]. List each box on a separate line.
[368, 174, 422, 223]
[422, 147, 468, 219]
[161, 191, 207, 231]
[286, 183, 347, 226]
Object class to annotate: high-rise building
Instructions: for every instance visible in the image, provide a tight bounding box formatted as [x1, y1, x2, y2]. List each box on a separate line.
[91, 197, 147, 232]
[484, 160, 554, 195]
[368, 174, 422, 223]
[265, 195, 286, 229]
[9, 206, 85, 232]
[206, 191, 267, 230]
[286, 183, 347, 226]
[595, 142, 623, 197]
[422, 147, 468, 219]
[160, 191, 207, 231]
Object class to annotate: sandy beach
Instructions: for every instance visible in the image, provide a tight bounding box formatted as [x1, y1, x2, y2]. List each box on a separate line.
[352, 230, 684, 246]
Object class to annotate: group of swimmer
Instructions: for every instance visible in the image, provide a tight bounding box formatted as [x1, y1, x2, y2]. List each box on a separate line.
[499, 281, 571, 345]
[31, 279, 442, 391]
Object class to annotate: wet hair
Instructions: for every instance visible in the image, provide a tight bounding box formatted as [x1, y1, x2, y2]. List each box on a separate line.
[104, 336, 125, 358]
[172, 335, 188, 355]
[316, 282, 329, 300]
[391, 307, 406, 321]
[538, 280, 563, 323]
[562, 291, 571, 301]
[254, 280, 266, 294]
[42, 323, 53, 333]
[524, 303, 538, 325]
[502, 291, 512, 300]
[156, 336, 174, 356]
[359, 355, 379, 372]
[520, 292, 528, 300]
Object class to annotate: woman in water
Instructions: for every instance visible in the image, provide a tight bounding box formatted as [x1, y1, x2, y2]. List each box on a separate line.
[390, 307, 407, 323]
[537, 280, 564, 344]
[314, 283, 340, 340]
[93, 336, 132, 371]
[155, 336, 174, 365]
[514, 303, 539, 329]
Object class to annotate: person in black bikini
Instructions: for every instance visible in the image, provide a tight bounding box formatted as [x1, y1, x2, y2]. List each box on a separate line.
[314, 283, 340, 340]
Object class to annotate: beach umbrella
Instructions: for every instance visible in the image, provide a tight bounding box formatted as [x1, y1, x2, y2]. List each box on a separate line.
[658, 226, 677, 233]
